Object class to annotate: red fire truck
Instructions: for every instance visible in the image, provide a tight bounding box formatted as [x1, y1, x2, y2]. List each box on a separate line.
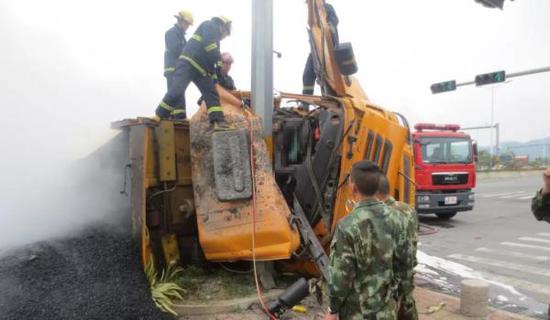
[413, 123, 477, 219]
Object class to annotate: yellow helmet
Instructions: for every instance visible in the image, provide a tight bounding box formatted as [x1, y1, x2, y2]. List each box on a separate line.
[213, 16, 232, 35]
[217, 16, 231, 25]
[175, 10, 194, 25]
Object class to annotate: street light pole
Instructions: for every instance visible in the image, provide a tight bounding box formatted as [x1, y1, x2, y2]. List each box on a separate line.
[489, 86, 495, 167]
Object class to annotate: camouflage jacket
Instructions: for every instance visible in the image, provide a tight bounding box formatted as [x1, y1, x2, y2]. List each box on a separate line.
[531, 189, 550, 224]
[385, 197, 418, 320]
[385, 197, 418, 266]
[329, 198, 413, 320]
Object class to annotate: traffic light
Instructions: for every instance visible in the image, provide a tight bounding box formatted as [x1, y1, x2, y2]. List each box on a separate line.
[475, 70, 506, 86]
[430, 80, 456, 94]
[474, 0, 504, 9]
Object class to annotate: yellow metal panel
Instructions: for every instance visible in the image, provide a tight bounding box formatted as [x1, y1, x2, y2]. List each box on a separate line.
[330, 101, 410, 233]
[145, 127, 158, 187]
[129, 125, 153, 267]
[161, 233, 181, 265]
[174, 125, 193, 186]
[156, 121, 176, 182]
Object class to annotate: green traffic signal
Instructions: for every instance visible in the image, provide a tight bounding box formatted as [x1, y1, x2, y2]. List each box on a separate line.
[475, 70, 506, 86]
[430, 80, 457, 94]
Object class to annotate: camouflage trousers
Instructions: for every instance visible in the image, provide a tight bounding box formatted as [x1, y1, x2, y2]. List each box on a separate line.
[397, 294, 418, 320]
[338, 298, 398, 320]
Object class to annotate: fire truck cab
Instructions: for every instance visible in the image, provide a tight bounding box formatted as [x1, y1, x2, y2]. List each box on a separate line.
[413, 123, 476, 219]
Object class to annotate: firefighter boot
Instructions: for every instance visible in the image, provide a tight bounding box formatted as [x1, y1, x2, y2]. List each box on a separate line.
[155, 101, 172, 120]
[209, 111, 235, 131]
[208, 110, 225, 123]
[171, 109, 187, 121]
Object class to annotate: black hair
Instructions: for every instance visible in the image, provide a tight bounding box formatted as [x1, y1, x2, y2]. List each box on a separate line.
[377, 174, 390, 196]
[350, 160, 380, 196]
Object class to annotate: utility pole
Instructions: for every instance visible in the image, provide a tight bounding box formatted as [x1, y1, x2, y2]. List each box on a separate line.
[489, 87, 495, 160]
[495, 123, 500, 159]
[251, 0, 274, 136]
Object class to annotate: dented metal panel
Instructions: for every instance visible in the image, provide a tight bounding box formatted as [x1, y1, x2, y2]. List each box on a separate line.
[212, 130, 252, 201]
[190, 88, 300, 261]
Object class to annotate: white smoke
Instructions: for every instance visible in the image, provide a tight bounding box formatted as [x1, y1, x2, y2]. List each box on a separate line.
[0, 6, 132, 252]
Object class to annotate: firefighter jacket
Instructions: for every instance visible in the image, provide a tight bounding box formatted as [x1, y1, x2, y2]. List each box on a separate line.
[179, 20, 223, 77]
[164, 24, 187, 76]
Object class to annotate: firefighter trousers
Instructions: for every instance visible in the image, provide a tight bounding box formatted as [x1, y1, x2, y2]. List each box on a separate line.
[165, 72, 174, 91]
[157, 60, 223, 122]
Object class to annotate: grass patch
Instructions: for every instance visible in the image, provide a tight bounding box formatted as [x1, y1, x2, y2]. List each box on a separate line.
[175, 265, 256, 302]
[145, 259, 186, 315]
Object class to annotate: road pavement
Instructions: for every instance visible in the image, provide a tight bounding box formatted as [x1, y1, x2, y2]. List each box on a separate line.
[417, 174, 550, 319]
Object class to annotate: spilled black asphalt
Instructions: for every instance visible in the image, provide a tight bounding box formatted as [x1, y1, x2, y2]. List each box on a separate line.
[0, 223, 173, 320]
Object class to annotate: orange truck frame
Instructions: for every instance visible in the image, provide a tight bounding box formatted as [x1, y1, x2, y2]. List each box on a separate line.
[110, 0, 415, 310]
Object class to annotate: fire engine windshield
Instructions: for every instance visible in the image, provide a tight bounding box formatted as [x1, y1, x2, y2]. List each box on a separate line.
[420, 137, 472, 164]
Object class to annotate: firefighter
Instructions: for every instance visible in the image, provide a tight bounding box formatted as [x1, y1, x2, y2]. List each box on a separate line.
[303, 3, 339, 96]
[164, 10, 194, 90]
[155, 16, 232, 127]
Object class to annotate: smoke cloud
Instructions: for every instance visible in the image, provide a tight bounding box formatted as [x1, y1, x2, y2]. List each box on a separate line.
[0, 5, 132, 253]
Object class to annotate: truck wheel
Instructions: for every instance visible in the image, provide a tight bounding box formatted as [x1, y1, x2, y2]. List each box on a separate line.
[436, 212, 457, 220]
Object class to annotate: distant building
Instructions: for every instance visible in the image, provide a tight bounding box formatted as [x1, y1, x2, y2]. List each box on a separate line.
[513, 155, 529, 168]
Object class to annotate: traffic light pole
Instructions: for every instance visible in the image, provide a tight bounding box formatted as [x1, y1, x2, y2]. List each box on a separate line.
[456, 66, 550, 87]
[462, 123, 500, 169]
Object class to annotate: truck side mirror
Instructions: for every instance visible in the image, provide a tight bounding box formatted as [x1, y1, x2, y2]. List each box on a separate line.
[473, 141, 478, 163]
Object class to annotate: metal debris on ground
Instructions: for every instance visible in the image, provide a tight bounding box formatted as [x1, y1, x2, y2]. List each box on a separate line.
[424, 301, 447, 314]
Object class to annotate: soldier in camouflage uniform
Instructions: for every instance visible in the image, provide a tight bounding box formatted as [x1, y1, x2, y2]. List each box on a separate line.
[532, 168, 550, 224]
[377, 174, 418, 320]
[325, 161, 414, 320]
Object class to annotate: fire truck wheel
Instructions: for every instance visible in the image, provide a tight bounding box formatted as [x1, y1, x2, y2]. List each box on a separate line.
[436, 212, 457, 220]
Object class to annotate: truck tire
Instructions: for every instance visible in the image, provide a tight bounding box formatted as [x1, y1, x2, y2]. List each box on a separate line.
[436, 212, 457, 220]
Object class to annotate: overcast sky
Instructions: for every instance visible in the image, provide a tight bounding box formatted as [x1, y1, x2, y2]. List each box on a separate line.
[1, 0, 549, 159]
[1, 0, 549, 248]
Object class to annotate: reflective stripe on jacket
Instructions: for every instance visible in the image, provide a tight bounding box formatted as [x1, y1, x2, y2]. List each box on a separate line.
[179, 20, 223, 75]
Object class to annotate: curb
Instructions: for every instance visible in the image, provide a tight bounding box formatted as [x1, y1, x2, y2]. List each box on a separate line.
[173, 289, 283, 316]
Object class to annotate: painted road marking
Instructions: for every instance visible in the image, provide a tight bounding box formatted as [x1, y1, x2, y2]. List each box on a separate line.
[518, 237, 550, 244]
[479, 191, 525, 198]
[518, 195, 535, 200]
[498, 193, 533, 199]
[475, 247, 550, 262]
[500, 242, 550, 252]
[447, 254, 550, 278]
[483, 273, 550, 301]
[537, 233, 550, 238]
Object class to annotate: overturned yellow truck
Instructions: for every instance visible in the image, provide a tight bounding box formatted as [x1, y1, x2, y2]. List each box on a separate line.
[112, 0, 415, 314]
